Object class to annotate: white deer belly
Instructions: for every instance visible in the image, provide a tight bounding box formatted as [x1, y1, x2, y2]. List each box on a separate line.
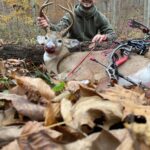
[118, 63, 150, 87]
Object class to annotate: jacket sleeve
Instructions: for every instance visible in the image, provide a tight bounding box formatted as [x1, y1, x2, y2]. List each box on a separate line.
[50, 13, 71, 32]
[98, 12, 117, 41]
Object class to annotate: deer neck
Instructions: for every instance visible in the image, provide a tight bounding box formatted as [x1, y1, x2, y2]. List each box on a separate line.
[44, 48, 69, 74]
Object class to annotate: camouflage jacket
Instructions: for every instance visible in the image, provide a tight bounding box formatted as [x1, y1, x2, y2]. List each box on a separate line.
[50, 4, 117, 42]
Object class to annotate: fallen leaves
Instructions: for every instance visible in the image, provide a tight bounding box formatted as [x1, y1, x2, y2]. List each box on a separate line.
[13, 75, 55, 101]
[67, 96, 123, 132]
[125, 122, 150, 146]
[13, 75, 56, 125]
[0, 108, 20, 126]
[0, 59, 29, 76]
[100, 84, 147, 105]
[0, 126, 22, 147]
[18, 122, 64, 150]
[1, 60, 150, 149]
[65, 130, 120, 150]
[0, 93, 45, 121]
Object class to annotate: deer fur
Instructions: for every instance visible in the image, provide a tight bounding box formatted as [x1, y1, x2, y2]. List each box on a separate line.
[57, 50, 150, 80]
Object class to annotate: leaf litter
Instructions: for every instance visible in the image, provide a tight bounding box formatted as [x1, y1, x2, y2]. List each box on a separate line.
[0, 58, 150, 150]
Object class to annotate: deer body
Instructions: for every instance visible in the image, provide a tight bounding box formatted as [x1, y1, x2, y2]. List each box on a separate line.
[44, 49, 150, 87]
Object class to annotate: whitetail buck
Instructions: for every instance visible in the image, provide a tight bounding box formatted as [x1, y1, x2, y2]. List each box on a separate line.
[37, 0, 150, 88]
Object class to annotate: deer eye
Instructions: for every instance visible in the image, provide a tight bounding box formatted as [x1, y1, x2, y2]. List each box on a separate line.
[45, 37, 48, 40]
[57, 39, 62, 43]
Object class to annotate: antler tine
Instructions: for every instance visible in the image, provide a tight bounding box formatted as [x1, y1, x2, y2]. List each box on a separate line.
[57, 4, 74, 37]
[39, 0, 54, 17]
[67, 0, 74, 11]
[39, 0, 53, 34]
[67, 3, 73, 12]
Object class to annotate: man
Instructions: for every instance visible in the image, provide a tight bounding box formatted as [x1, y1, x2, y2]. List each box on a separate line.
[37, 0, 117, 44]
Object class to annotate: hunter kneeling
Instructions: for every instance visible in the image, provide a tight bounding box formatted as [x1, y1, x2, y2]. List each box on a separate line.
[37, 0, 117, 45]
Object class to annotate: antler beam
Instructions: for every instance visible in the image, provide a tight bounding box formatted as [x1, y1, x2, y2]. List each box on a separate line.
[57, 4, 74, 37]
[39, 0, 54, 18]
[39, 0, 53, 34]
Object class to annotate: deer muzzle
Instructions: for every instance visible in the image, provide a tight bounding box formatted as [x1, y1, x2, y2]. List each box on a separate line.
[44, 40, 56, 54]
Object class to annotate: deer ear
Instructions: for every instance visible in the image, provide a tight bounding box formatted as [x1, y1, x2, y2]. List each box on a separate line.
[63, 39, 80, 49]
[63, 38, 71, 48]
[37, 35, 47, 44]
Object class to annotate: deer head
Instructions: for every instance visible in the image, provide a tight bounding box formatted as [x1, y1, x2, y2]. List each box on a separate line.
[37, 0, 75, 56]
[36, 0, 77, 74]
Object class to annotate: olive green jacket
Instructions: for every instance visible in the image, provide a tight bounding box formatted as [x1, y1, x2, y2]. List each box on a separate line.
[50, 4, 117, 41]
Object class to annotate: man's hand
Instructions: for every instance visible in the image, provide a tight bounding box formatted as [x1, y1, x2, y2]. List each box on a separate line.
[37, 17, 49, 29]
[92, 34, 107, 44]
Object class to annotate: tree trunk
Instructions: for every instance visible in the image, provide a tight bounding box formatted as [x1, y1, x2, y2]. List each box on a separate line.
[0, 44, 44, 65]
[111, 0, 116, 27]
[144, 0, 150, 27]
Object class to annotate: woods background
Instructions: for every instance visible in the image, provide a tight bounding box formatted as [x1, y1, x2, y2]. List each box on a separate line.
[0, 0, 150, 45]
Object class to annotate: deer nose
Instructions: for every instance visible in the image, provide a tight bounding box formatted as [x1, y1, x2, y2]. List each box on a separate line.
[44, 41, 56, 54]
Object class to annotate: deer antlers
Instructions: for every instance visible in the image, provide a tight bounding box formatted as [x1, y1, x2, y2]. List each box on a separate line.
[39, 0, 74, 37]
[39, 0, 54, 18]
[39, 0, 53, 34]
[58, 4, 75, 37]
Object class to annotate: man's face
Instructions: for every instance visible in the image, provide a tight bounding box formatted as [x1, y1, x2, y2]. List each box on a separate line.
[79, 0, 95, 8]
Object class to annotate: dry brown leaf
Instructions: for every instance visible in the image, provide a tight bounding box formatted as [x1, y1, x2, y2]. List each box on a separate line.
[60, 98, 73, 123]
[18, 121, 64, 150]
[145, 89, 150, 102]
[91, 130, 120, 150]
[79, 83, 101, 97]
[109, 129, 135, 150]
[100, 84, 147, 105]
[110, 129, 131, 142]
[133, 141, 150, 150]
[9, 85, 26, 96]
[0, 93, 45, 120]
[0, 108, 20, 126]
[2, 140, 20, 150]
[12, 75, 56, 124]
[19, 133, 63, 150]
[116, 133, 134, 150]
[67, 96, 123, 132]
[130, 85, 145, 95]
[122, 103, 150, 119]
[3, 59, 29, 76]
[0, 126, 22, 148]
[67, 81, 81, 93]
[52, 91, 71, 102]
[13, 75, 55, 101]
[21, 121, 63, 141]
[52, 103, 61, 119]
[53, 126, 85, 144]
[125, 120, 150, 147]
[20, 121, 45, 136]
[67, 81, 101, 97]
[44, 103, 60, 126]
[0, 93, 27, 102]
[12, 98, 45, 120]
[99, 85, 150, 127]
[65, 130, 120, 150]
